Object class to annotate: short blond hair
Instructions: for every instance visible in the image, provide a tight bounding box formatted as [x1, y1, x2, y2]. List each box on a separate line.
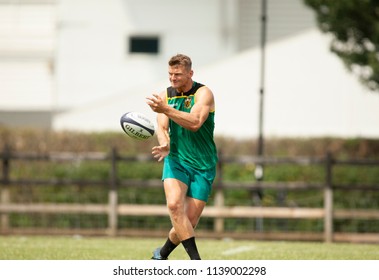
[168, 54, 192, 71]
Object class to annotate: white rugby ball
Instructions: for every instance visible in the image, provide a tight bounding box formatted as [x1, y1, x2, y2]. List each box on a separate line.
[120, 112, 155, 140]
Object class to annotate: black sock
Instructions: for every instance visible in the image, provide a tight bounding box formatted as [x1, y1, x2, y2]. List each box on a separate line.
[160, 238, 178, 259]
[181, 237, 201, 260]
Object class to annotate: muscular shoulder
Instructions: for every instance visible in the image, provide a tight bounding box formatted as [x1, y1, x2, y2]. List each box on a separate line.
[195, 86, 215, 110]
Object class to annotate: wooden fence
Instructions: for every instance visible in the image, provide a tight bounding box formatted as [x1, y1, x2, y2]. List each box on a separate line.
[1, 145, 379, 243]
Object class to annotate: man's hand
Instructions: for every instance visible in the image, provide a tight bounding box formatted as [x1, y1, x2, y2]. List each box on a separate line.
[152, 143, 169, 162]
[146, 94, 168, 113]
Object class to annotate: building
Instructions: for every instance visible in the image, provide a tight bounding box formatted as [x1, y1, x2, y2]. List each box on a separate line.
[0, 0, 56, 129]
[1, 0, 379, 138]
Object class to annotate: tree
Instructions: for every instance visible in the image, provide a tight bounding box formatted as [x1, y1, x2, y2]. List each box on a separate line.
[304, 0, 379, 91]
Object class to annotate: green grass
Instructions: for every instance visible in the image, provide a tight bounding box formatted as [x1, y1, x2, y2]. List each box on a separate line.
[0, 236, 378, 260]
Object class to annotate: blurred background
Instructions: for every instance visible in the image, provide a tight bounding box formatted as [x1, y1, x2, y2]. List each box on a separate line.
[0, 0, 379, 244]
[1, 0, 379, 138]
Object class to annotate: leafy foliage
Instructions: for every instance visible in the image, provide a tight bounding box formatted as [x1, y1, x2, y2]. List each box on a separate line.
[304, 0, 379, 91]
[1, 128, 379, 234]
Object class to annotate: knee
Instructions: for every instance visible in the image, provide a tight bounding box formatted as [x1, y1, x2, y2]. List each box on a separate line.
[167, 200, 183, 216]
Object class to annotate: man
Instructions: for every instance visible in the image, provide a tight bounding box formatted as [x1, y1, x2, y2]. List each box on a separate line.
[146, 54, 218, 260]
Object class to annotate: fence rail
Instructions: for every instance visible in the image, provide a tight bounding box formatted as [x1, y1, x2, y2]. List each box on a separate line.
[1, 145, 379, 243]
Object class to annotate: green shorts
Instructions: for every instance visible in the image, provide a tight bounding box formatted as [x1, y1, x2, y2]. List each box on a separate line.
[162, 156, 216, 202]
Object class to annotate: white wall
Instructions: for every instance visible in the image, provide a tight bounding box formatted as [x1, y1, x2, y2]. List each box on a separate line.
[0, 3, 55, 111]
[198, 30, 379, 139]
[55, 0, 235, 109]
[53, 0, 379, 139]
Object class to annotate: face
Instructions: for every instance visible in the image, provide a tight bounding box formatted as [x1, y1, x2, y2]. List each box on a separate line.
[168, 65, 193, 91]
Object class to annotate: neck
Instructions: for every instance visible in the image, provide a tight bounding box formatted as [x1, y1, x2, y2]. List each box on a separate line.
[177, 80, 194, 93]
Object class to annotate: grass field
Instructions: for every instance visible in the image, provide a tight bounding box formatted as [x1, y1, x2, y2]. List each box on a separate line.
[0, 236, 378, 260]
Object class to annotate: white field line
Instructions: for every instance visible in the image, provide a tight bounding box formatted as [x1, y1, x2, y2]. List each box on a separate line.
[221, 245, 256, 256]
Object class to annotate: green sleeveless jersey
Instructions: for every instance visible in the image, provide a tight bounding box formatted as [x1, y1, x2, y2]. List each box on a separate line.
[166, 82, 218, 170]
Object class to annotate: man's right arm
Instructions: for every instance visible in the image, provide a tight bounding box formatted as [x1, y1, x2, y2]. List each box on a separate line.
[152, 91, 170, 162]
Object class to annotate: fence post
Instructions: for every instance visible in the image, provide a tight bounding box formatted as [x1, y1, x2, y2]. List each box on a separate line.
[1, 144, 11, 232]
[324, 152, 333, 243]
[214, 150, 224, 234]
[108, 147, 118, 237]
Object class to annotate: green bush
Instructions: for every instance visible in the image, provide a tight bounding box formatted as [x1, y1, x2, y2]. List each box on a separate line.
[1, 128, 379, 233]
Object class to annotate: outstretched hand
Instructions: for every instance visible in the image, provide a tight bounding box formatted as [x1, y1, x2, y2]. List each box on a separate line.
[146, 94, 167, 113]
[152, 143, 169, 162]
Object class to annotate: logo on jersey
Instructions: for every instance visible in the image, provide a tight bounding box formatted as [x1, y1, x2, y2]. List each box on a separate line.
[184, 97, 192, 109]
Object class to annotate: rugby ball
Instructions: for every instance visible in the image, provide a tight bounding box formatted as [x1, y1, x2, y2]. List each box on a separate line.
[120, 112, 155, 140]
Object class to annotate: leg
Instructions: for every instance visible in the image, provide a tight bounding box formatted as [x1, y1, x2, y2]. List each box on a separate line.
[164, 178, 195, 241]
[152, 157, 213, 260]
[152, 178, 190, 260]
[167, 194, 206, 244]
[163, 179, 206, 259]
